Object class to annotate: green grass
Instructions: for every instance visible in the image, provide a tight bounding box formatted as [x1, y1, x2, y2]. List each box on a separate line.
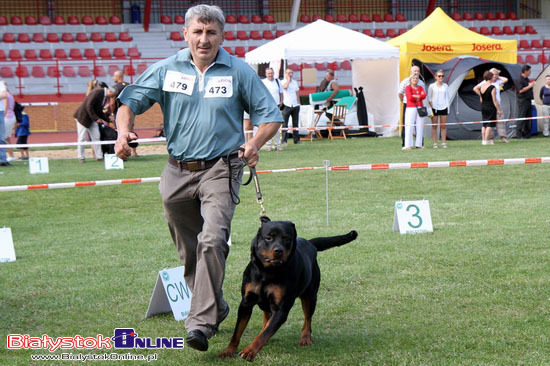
[1, 137, 549, 365]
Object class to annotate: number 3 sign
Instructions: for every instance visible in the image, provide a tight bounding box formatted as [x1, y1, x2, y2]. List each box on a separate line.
[393, 200, 433, 234]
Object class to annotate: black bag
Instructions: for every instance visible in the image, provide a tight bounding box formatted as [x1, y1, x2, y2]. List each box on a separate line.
[417, 106, 428, 117]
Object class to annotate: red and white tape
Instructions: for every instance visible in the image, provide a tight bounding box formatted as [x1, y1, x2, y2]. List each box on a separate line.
[1, 157, 548, 193]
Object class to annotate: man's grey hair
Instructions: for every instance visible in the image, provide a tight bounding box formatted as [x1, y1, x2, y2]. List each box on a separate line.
[489, 67, 500, 74]
[185, 4, 225, 31]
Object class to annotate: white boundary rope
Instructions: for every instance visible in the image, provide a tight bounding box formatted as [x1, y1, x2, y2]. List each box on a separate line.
[1, 157, 548, 192]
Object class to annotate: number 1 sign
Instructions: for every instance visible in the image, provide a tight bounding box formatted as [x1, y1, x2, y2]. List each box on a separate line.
[393, 200, 433, 234]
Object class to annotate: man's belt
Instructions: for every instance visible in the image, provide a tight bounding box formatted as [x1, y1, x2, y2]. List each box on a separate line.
[168, 153, 238, 171]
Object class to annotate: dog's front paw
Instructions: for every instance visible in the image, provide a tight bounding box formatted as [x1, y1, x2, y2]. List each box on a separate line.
[218, 347, 236, 359]
[298, 335, 313, 346]
[239, 346, 258, 362]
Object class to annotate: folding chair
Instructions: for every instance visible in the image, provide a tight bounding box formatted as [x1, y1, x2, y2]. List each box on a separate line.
[328, 104, 347, 140]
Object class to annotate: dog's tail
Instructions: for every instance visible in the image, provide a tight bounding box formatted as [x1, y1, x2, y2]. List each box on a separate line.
[309, 230, 358, 252]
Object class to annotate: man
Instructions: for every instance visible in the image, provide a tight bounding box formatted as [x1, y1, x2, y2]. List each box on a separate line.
[74, 84, 117, 163]
[517, 64, 534, 139]
[398, 65, 425, 147]
[318, 70, 339, 108]
[281, 68, 302, 144]
[114, 4, 282, 352]
[261, 67, 283, 150]
[474, 68, 509, 143]
[112, 70, 124, 84]
[0, 82, 8, 166]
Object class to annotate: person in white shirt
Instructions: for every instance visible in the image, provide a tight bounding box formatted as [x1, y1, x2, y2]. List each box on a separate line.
[474, 68, 509, 143]
[428, 69, 450, 148]
[0, 80, 8, 166]
[281, 68, 302, 144]
[261, 68, 284, 150]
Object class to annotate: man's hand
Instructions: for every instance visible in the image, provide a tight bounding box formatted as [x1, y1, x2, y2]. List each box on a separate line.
[239, 141, 259, 168]
[115, 131, 138, 160]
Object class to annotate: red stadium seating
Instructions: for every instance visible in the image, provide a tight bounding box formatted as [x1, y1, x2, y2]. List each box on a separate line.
[262, 30, 274, 40]
[463, 12, 473, 20]
[502, 26, 514, 35]
[119, 32, 132, 42]
[374, 29, 385, 38]
[0, 16, 7, 25]
[519, 40, 531, 49]
[174, 15, 184, 25]
[238, 15, 250, 24]
[39, 49, 53, 59]
[496, 12, 506, 20]
[491, 26, 502, 35]
[24, 49, 38, 60]
[76, 33, 89, 42]
[235, 46, 246, 57]
[32, 66, 45, 78]
[9, 50, 22, 60]
[2, 33, 15, 43]
[336, 14, 347, 23]
[113, 48, 126, 58]
[62, 66, 76, 77]
[0, 67, 14, 78]
[468, 27, 478, 33]
[451, 12, 462, 21]
[105, 32, 117, 42]
[525, 25, 537, 34]
[237, 31, 249, 40]
[54, 16, 65, 25]
[300, 14, 310, 23]
[324, 14, 335, 23]
[538, 54, 548, 64]
[123, 65, 135, 76]
[78, 66, 92, 77]
[91, 32, 103, 42]
[315, 62, 327, 71]
[362, 29, 373, 37]
[514, 26, 525, 35]
[62, 33, 74, 42]
[47, 33, 60, 42]
[250, 30, 261, 40]
[11, 16, 23, 25]
[69, 49, 83, 59]
[473, 12, 484, 20]
[161, 15, 172, 25]
[15, 66, 29, 77]
[99, 48, 112, 59]
[543, 40, 550, 48]
[94, 65, 106, 77]
[223, 46, 233, 55]
[479, 27, 491, 35]
[225, 31, 236, 40]
[341, 60, 352, 70]
[38, 15, 52, 25]
[18, 33, 31, 43]
[128, 48, 140, 58]
[137, 64, 148, 74]
[485, 12, 496, 20]
[84, 49, 97, 59]
[396, 13, 406, 22]
[517, 55, 525, 64]
[110, 15, 122, 25]
[47, 66, 60, 77]
[312, 14, 322, 21]
[25, 16, 38, 25]
[170, 32, 183, 41]
[264, 15, 275, 24]
[54, 49, 67, 59]
[349, 14, 359, 23]
[68, 16, 79, 25]
[96, 16, 108, 25]
[275, 30, 285, 38]
[384, 14, 395, 22]
[226, 15, 237, 24]
[33, 33, 46, 42]
[108, 65, 120, 76]
[398, 28, 407, 35]
[251, 15, 262, 24]
[288, 63, 300, 71]
[507, 12, 518, 20]
[82, 16, 94, 25]
[531, 40, 543, 49]
[525, 54, 537, 64]
[372, 14, 383, 22]
[386, 29, 397, 38]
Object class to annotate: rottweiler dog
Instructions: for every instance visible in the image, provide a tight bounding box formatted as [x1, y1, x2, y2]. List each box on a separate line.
[218, 217, 358, 361]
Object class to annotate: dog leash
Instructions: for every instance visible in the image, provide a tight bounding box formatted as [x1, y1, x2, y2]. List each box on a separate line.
[227, 147, 267, 219]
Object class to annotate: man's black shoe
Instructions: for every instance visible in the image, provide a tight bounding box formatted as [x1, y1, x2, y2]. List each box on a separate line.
[186, 330, 208, 351]
[0, 162, 12, 166]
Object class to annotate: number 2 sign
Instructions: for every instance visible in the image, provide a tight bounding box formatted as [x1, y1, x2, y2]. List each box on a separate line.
[393, 200, 433, 234]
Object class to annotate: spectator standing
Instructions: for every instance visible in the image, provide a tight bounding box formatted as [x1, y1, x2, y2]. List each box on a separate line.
[474, 68, 509, 143]
[403, 75, 426, 150]
[2, 81, 17, 161]
[479, 70, 502, 145]
[0, 80, 8, 166]
[281, 68, 302, 144]
[114, 4, 282, 352]
[318, 70, 339, 109]
[539, 74, 550, 137]
[261, 67, 283, 150]
[517, 64, 534, 139]
[74, 85, 118, 162]
[427, 70, 450, 148]
[399, 66, 426, 147]
[15, 110, 30, 160]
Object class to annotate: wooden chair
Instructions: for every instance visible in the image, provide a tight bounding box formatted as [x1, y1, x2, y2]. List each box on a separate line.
[328, 104, 347, 140]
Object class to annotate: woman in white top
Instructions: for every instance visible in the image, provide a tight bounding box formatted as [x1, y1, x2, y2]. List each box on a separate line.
[2, 81, 17, 161]
[428, 70, 450, 148]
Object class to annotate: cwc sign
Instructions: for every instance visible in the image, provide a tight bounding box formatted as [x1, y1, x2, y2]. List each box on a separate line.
[421, 44, 453, 52]
[472, 43, 503, 51]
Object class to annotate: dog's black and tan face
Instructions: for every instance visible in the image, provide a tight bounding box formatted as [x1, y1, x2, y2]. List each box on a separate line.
[252, 217, 297, 268]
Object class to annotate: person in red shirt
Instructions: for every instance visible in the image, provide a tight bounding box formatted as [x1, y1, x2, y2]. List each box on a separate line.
[403, 75, 427, 150]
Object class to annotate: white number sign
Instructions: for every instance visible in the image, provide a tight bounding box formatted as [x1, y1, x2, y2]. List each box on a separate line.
[393, 200, 433, 234]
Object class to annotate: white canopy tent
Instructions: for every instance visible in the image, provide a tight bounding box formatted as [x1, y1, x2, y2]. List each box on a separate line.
[245, 20, 401, 136]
